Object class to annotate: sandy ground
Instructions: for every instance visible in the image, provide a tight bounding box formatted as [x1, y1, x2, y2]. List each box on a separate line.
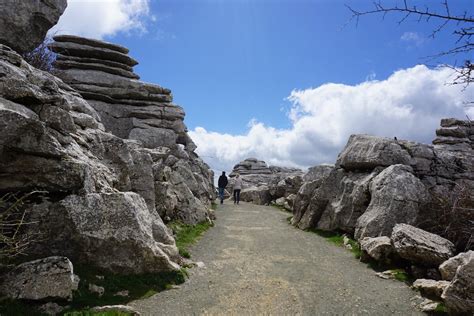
[130, 202, 422, 315]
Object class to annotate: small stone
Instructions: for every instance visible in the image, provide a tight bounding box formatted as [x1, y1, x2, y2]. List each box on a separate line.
[89, 284, 105, 297]
[418, 299, 440, 313]
[39, 302, 66, 316]
[114, 290, 129, 297]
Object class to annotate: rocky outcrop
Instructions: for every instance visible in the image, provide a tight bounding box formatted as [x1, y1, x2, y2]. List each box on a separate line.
[391, 224, 456, 267]
[442, 254, 474, 314]
[48, 35, 215, 224]
[0, 43, 182, 273]
[229, 158, 303, 195]
[0, 0, 67, 54]
[292, 123, 474, 249]
[0, 257, 79, 301]
[240, 186, 272, 205]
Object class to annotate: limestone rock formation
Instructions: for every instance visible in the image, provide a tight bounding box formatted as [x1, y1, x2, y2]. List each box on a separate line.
[292, 125, 474, 250]
[412, 279, 450, 300]
[391, 224, 456, 267]
[0, 43, 181, 273]
[442, 254, 474, 314]
[0, 257, 79, 301]
[439, 251, 473, 281]
[355, 164, 429, 239]
[49, 35, 215, 224]
[359, 236, 393, 263]
[229, 158, 303, 191]
[240, 186, 272, 205]
[0, 0, 67, 54]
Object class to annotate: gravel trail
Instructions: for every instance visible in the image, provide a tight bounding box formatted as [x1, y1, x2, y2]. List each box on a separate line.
[130, 202, 422, 315]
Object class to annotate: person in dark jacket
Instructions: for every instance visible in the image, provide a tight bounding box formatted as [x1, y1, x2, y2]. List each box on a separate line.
[217, 171, 228, 204]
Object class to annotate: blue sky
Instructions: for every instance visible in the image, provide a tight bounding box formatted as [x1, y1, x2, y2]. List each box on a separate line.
[55, 0, 473, 172]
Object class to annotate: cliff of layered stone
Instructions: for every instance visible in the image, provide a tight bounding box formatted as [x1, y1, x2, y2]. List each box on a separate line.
[292, 119, 474, 250]
[49, 34, 215, 224]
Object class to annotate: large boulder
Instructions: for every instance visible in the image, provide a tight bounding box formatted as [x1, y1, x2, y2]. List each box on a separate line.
[336, 135, 411, 171]
[439, 251, 474, 281]
[442, 255, 474, 314]
[0, 0, 67, 54]
[0, 257, 78, 301]
[355, 165, 429, 240]
[391, 224, 456, 267]
[240, 186, 272, 205]
[30, 193, 180, 274]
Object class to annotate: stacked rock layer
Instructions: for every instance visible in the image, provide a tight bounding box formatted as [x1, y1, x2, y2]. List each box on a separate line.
[49, 35, 215, 224]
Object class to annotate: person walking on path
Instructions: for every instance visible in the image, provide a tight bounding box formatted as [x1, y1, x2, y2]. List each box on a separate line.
[233, 174, 243, 204]
[217, 171, 228, 204]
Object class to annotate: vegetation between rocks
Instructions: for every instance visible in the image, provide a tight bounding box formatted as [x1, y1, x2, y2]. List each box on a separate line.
[168, 221, 213, 259]
[0, 266, 187, 315]
[306, 228, 362, 259]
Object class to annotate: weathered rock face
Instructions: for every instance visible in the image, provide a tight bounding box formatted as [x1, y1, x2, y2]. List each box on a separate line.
[29, 193, 180, 274]
[228, 158, 305, 207]
[49, 35, 215, 224]
[229, 158, 303, 194]
[240, 186, 272, 205]
[355, 164, 429, 239]
[0, 36, 207, 274]
[442, 254, 474, 314]
[439, 251, 473, 281]
[292, 126, 474, 250]
[0, 257, 78, 301]
[391, 224, 456, 267]
[360, 236, 393, 263]
[412, 279, 450, 300]
[0, 0, 67, 54]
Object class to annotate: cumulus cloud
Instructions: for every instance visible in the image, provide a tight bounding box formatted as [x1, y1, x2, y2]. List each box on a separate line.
[52, 0, 152, 39]
[190, 65, 474, 175]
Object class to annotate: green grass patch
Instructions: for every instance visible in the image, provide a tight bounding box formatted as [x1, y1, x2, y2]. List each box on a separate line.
[392, 269, 410, 282]
[168, 221, 213, 259]
[434, 303, 448, 314]
[306, 229, 361, 259]
[210, 202, 217, 211]
[270, 203, 291, 213]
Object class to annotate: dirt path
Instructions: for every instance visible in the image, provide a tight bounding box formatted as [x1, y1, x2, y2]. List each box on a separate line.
[130, 202, 422, 315]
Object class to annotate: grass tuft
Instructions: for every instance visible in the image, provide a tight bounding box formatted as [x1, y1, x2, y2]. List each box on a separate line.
[306, 229, 361, 259]
[168, 221, 213, 259]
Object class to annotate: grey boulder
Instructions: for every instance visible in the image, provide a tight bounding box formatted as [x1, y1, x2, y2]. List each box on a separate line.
[0, 0, 67, 54]
[412, 279, 450, 300]
[355, 164, 429, 240]
[240, 186, 272, 205]
[360, 236, 393, 263]
[439, 250, 473, 281]
[0, 256, 78, 301]
[391, 224, 455, 267]
[442, 255, 474, 314]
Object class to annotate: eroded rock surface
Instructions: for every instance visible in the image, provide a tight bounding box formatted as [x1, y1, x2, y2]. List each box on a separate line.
[0, 0, 67, 54]
[391, 224, 456, 267]
[442, 255, 474, 314]
[0, 257, 78, 301]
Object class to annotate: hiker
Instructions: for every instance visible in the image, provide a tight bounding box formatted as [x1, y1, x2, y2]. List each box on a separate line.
[217, 171, 228, 204]
[233, 174, 243, 204]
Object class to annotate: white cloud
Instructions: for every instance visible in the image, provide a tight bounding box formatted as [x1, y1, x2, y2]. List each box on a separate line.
[190, 65, 474, 175]
[400, 31, 425, 47]
[52, 0, 152, 39]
